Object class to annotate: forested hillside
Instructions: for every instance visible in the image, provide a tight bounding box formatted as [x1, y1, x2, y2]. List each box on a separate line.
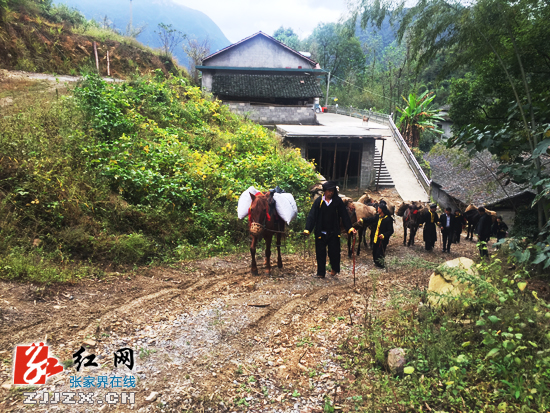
[52, 0, 231, 68]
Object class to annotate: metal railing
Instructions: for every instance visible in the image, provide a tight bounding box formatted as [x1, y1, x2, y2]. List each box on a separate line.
[326, 105, 431, 194]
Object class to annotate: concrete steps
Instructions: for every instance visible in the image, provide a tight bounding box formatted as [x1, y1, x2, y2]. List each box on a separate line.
[374, 147, 395, 187]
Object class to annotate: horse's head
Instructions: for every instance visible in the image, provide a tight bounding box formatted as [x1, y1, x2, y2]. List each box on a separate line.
[249, 192, 269, 237]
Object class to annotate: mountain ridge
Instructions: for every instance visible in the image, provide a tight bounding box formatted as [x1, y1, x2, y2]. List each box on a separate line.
[52, 0, 231, 67]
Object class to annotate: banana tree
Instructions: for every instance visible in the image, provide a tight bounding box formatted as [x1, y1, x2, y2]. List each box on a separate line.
[397, 91, 444, 148]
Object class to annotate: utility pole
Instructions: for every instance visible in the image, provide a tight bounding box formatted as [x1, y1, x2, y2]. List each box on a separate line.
[324, 71, 331, 108]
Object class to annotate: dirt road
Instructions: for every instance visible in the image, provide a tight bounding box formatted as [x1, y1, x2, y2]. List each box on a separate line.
[0, 213, 483, 412]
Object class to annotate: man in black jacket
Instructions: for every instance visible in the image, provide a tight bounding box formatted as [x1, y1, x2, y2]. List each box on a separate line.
[439, 207, 455, 253]
[492, 216, 509, 242]
[475, 207, 493, 257]
[303, 181, 356, 278]
[422, 204, 438, 251]
[356, 204, 394, 268]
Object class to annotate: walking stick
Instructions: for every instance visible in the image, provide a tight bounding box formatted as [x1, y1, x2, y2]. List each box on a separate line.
[352, 232, 357, 286]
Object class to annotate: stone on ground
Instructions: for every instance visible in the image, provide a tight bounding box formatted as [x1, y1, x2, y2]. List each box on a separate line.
[387, 348, 406, 375]
[427, 257, 477, 307]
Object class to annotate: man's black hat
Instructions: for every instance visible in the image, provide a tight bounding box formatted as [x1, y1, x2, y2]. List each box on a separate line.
[430, 203, 437, 208]
[379, 205, 390, 216]
[322, 181, 338, 191]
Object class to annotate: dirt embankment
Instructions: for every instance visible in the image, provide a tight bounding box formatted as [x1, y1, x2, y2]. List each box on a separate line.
[0, 12, 179, 78]
[0, 188, 490, 412]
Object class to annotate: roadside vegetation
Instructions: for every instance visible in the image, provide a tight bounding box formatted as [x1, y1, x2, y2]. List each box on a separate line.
[0, 71, 318, 283]
[339, 255, 550, 412]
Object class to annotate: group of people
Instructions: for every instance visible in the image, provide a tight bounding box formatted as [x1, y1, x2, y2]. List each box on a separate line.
[303, 181, 394, 276]
[302, 181, 509, 277]
[422, 205, 465, 253]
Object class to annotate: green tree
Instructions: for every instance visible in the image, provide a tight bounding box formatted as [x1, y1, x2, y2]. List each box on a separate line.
[155, 22, 185, 57]
[355, 0, 550, 231]
[397, 91, 443, 147]
[306, 22, 365, 81]
[273, 26, 301, 51]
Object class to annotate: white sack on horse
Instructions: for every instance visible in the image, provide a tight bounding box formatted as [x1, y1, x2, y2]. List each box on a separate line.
[273, 192, 298, 225]
[237, 186, 260, 219]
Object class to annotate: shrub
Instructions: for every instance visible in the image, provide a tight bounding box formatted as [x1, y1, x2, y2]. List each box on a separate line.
[341, 256, 550, 412]
[0, 72, 318, 281]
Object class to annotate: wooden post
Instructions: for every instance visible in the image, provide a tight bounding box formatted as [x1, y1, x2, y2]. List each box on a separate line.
[332, 142, 338, 181]
[376, 139, 385, 191]
[343, 142, 351, 190]
[107, 50, 110, 76]
[93, 41, 99, 73]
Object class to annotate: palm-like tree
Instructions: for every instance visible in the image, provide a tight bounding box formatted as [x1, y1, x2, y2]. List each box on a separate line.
[397, 91, 444, 148]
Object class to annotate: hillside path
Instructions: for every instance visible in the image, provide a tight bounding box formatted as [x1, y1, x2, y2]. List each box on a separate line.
[317, 113, 429, 202]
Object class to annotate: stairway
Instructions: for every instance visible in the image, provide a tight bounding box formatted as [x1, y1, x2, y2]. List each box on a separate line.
[374, 147, 395, 187]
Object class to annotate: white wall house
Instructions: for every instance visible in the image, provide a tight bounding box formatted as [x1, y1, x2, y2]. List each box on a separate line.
[197, 32, 325, 125]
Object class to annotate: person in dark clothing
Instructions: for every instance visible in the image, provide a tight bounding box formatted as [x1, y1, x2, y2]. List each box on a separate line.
[357, 204, 394, 268]
[304, 181, 356, 278]
[453, 209, 466, 244]
[439, 207, 455, 253]
[475, 207, 493, 257]
[422, 204, 438, 251]
[492, 216, 509, 242]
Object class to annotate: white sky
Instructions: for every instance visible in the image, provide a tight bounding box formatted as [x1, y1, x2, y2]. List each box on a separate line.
[172, 0, 350, 43]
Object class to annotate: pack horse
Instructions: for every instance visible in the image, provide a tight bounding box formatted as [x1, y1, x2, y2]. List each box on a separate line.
[238, 187, 297, 275]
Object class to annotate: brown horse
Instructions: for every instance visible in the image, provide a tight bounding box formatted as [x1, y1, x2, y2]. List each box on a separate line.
[397, 201, 426, 246]
[248, 191, 285, 275]
[343, 199, 376, 257]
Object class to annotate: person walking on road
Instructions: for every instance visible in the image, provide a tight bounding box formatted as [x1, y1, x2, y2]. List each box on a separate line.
[475, 207, 493, 257]
[422, 204, 438, 251]
[439, 207, 455, 253]
[303, 181, 356, 278]
[357, 204, 394, 268]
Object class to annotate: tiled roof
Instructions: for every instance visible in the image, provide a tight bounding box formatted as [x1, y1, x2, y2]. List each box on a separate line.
[425, 150, 534, 207]
[212, 74, 323, 99]
[202, 32, 317, 66]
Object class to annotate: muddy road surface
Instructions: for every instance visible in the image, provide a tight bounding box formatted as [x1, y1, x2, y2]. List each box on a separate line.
[0, 218, 482, 413]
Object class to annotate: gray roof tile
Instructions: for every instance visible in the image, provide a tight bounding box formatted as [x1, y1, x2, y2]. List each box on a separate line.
[212, 74, 322, 99]
[425, 150, 534, 206]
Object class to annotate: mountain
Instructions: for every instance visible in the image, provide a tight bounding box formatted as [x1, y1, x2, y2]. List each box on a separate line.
[354, 16, 397, 62]
[53, 0, 231, 67]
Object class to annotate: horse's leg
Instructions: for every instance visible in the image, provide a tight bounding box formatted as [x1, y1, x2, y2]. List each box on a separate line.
[264, 233, 272, 275]
[403, 224, 408, 246]
[250, 235, 258, 276]
[276, 230, 283, 269]
[409, 226, 417, 246]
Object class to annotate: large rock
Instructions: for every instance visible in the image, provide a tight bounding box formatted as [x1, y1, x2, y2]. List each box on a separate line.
[427, 257, 477, 307]
[387, 348, 406, 375]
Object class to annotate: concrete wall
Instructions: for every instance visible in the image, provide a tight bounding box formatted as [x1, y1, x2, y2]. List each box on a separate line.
[203, 73, 213, 91]
[225, 102, 317, 125]
[432, 185, 463, 211]
[204, 35, 314, 69]
[361, 140, 376, 188]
